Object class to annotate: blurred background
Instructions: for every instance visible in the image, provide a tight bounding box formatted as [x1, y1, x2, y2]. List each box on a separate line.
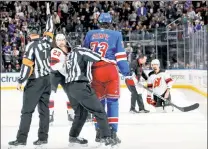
[0, 1, 207, 72]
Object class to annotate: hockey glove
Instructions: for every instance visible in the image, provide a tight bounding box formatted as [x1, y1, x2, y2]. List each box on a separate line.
[147, 97, 156, 106]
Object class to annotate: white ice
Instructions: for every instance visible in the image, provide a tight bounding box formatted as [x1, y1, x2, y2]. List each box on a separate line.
[1, 88, 207, 149]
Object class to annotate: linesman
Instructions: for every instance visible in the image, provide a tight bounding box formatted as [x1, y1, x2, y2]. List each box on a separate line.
[8, 3, 54, 148]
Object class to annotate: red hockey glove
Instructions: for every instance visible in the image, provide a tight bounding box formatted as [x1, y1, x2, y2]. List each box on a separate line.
[147, 97, 156, 106]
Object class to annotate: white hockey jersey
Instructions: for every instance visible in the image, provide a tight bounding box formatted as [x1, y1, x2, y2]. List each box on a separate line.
[147, 70, 173, 99]
[50, 48, 67, 76]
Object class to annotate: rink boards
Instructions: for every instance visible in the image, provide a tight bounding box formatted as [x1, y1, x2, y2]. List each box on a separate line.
[1, 69, 207, 97]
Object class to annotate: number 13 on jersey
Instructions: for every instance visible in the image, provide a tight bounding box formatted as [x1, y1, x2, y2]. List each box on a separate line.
[90, 41, 108, 57]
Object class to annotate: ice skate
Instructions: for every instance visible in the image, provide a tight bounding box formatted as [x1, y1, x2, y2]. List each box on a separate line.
[8, 140, 26, 149]
[138, 109, 150, 113]
[98, 137, 118, 148]
[110, 128, 121, 144]
[33, 139, 48, 149]
[129, 109, 139, 114]
[68, 136, 88, 147]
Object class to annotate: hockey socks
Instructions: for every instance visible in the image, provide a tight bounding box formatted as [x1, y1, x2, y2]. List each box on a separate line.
[94, 98, 119, 132]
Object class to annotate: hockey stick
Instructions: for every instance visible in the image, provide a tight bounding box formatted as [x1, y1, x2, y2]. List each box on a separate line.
[131, 74, 199, 112]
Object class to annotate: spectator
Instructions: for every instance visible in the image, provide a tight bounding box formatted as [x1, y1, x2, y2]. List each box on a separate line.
[11, 45, 20, 66]
[128, 10, 137, 25]
[125, 43, 133, 62]
[75, 19, 84, 32]
[137, 3, 147, 17]
[0, 1, 207, 72]
[187, 5, 196, 20]
[194, 20, 202, 31]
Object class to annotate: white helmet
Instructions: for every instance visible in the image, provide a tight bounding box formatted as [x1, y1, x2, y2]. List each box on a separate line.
[151, 59, 160, 67]
[55, 34, 66, 41]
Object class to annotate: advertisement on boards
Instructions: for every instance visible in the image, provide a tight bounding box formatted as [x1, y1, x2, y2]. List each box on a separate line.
[1, 70, 207, 91]
[1, 73, 26, 87]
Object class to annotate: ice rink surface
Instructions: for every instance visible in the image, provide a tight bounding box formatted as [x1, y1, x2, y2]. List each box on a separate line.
[1, 88, 207, 149]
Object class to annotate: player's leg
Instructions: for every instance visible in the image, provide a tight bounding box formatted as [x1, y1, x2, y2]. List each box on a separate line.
[106, 98, 121, 143]
[8, 78, 44, 147]
[154, 90, 171, 112]
[34, 75, 51, 146]
[49, 71, 62, 124]
[106, 65, 121, 143]
[153, 95, 164, 112]
[162, 91, 173, 112]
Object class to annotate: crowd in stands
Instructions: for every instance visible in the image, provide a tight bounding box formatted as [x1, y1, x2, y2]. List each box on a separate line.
[0, 1, 207, 72]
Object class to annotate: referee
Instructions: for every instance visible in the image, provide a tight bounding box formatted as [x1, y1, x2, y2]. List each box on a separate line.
[8, 3, 54, 148]
[62, 46, 116, 146]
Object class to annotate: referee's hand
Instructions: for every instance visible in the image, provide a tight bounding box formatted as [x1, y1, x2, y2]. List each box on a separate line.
[17, 83, 22, 91]
[46, 2, 50, 15]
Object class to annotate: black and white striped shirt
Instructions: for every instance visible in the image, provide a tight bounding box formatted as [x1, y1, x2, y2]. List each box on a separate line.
[18, 15, 54, 84]
[65, 47, 102, 83]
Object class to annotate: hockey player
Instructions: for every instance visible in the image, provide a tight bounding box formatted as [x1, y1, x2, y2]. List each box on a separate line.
[83, 12, 130, 143]
[146, 59, 174, 112]
[49, 33, 74, 124]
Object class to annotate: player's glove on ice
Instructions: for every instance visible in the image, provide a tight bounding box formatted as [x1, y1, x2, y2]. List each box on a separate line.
[147, 98, 156, 106]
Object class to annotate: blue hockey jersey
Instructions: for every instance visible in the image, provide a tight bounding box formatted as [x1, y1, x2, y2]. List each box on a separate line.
[83, 29, 130, 76]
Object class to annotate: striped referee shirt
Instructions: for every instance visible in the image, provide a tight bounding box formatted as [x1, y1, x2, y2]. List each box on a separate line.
[18, 15, 54, 84]
[65, 47, 102, 83]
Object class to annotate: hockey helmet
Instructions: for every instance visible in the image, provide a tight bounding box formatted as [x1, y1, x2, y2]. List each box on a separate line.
[98, 13, 112, 24]
[55, 33, 72, 49]
[151, 59, 160, 67]
[55, 33, 66, 41]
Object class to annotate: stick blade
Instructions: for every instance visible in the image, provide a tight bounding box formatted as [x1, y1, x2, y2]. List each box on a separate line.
[179, 103, 200, 112]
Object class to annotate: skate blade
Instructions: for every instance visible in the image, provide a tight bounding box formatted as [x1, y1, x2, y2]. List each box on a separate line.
[68, 143, 88, 148]
[8, 145, 25, 149]
[34, 144, 47, 149]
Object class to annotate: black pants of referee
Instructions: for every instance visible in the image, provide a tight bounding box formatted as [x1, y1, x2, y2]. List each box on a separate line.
[16, 75, 51, 142]
[64, 81, 111, 138]
[126, 84, 145, 111]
